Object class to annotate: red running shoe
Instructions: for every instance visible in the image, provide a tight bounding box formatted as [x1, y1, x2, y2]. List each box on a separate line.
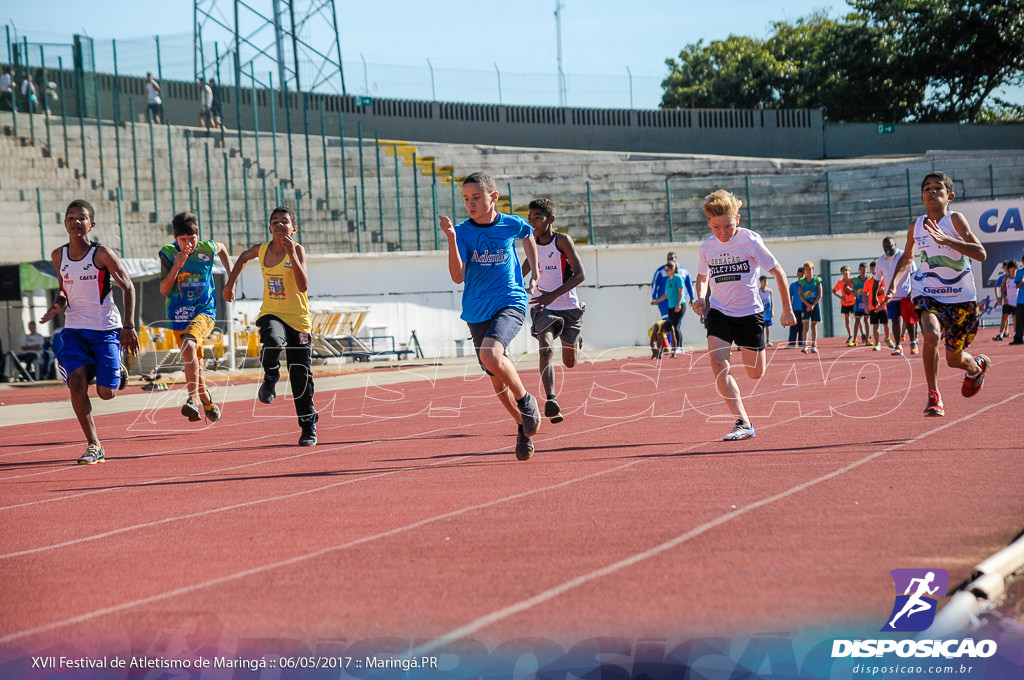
[924, 390, 944, 417]
[961, 355, 990, 398]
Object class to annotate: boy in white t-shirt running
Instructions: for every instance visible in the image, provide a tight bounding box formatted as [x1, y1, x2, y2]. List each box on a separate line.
[691, 190, 795, 441]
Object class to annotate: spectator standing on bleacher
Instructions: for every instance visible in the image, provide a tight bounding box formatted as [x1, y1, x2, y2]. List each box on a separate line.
[208, 78, 224, 130]
[198, 78, 212, 128]
[18, 321, 45, 380]
[223, 206, 319, 447]
[20, 74, 37, 114]
[145, 72, 162, 123]
[159, 212, 232, 424]
[0, 67, 13, 111]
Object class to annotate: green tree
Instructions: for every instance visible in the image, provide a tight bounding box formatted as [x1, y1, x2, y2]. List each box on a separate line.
[661, 2, 1024, 122]
[853, 0, 1024, 122]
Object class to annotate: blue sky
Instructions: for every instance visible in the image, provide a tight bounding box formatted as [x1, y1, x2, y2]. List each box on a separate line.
[4, 1, 1019, 110]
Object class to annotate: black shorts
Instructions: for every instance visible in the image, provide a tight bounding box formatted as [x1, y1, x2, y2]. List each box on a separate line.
[869, 309, 888, 324]
[530, 305, 585, 344]
[705, 308, 765, 351]
[467, 306, 525, 375]
[840, 304, 854, 314]
[1003, 303, 1017, 315]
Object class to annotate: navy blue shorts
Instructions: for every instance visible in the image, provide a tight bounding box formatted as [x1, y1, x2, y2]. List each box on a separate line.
[57, 328, 122, 388]
[467, 306, 525, 375]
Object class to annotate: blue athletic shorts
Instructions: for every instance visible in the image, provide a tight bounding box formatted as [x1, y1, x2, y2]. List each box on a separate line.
[467, 306, 525, 375]
[57, 328, 122, 389]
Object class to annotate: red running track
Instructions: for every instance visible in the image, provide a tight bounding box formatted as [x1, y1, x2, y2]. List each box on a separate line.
[0, 339, 1021, 661]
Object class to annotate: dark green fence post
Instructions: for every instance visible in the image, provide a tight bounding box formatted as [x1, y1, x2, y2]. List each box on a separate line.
[243, 163, 251, 246]
[148, 116, 158, 221]
[375, 133, 384, 247]
[37, 188, 45, 259]
[825, 171, 833, 235]
[354, 186, 362, 252]
[24, 38, 34, 144]
[205, 143, 213, 238]
[129, 98, 139, 202]
[250, 66, 260, 169]
[185, 129, 193, 209]
[586, 181, 595, 245]
[989, 165, 995, 200]
[117, 187, 125, 255]
[744, 175, 753, 230]
[665, 177, 674, 241]
[431, 163, 438, 250]
[195, 187, 203, 239]
[92, 72, 103, 187]
[413, 151, 421, 251]
[450, 169, 456, 219]
[339, 111, 347, 216]
[166, 122, 176, 215]
[320, 100, 329, 210]
[58, 56, 69, 167]
[269, 71, 278, 173]
[294, 189, 302, 245]
[394, 143, 402, 249]
[262, 172, 269, 228]
[111, 40, 123, 192]
[302, 93, 312, 203]
[223, 152, 233, 253]
[357, 122, 366, 230]
[78, 92, 87, 180]
[40, 46, 51, 154]
[507, 182, 513, 213]
[905, 168, 913, 221]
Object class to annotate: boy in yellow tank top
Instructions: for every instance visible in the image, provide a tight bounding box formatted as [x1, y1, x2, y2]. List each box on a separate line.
[223, 206, 318, 446]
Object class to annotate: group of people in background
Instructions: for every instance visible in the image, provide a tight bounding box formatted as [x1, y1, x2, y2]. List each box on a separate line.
[1, 65, 58, 116]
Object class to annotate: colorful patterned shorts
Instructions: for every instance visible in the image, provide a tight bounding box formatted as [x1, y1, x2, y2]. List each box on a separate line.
[912, 296, 978, 353]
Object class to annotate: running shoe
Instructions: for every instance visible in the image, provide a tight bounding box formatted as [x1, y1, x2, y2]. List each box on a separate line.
[204, 401, 222, 423]
[810, 346, 819, 353]
[515, 424, 535, 461]
[866, 338, 875, 347]
[961, 355, 990, 398]
[519, 392, 540, 437]
[118, 363, 129, 390]
[723, 419, 755, 441]
[887, 338, 896, 349]
[77, 443, 106, 465]
[545, 397, 564, 424]
[873, 344, 882, 351]
[258, 375, 278, 404]
[181, 399, 202, 422]
[801, 346, 811, 354]
[993, 334, 1004, 341]
[1010, 340, 1024, 345]
[846, 337, 856, 347]
[299, 420, 318, 447]
[924, 390, 944, 417]
[891, 346, 904, 356]
[910, 341, 919, 355]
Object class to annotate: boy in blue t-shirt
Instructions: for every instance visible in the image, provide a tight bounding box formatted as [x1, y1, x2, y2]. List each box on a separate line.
[439, 172, 542, 461]
[159, 212, 232, 423]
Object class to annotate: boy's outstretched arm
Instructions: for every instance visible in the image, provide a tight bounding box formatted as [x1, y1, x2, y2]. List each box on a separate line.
[770, 264, 795, 327]
[222, 243, 261, 302]
[439, 216, 466, 284]
[522, 234, 539, 297]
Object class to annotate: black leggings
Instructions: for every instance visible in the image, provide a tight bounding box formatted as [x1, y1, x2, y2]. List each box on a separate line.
[257, 315, 317, 424]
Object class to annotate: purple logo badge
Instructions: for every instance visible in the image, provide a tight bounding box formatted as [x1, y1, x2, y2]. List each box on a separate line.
[881, 568, 949, 632]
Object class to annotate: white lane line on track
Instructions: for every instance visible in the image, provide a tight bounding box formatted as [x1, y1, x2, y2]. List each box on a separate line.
[406, 393, 1020, 658]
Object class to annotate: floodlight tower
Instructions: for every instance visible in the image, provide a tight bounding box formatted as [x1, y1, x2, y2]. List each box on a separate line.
[193, 0, 346, 95]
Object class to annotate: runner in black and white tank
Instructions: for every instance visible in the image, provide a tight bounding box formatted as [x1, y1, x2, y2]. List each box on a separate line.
[523, 197, 586, 424]
[691, 190, 795, 441]
[39, 200, 139, 465]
